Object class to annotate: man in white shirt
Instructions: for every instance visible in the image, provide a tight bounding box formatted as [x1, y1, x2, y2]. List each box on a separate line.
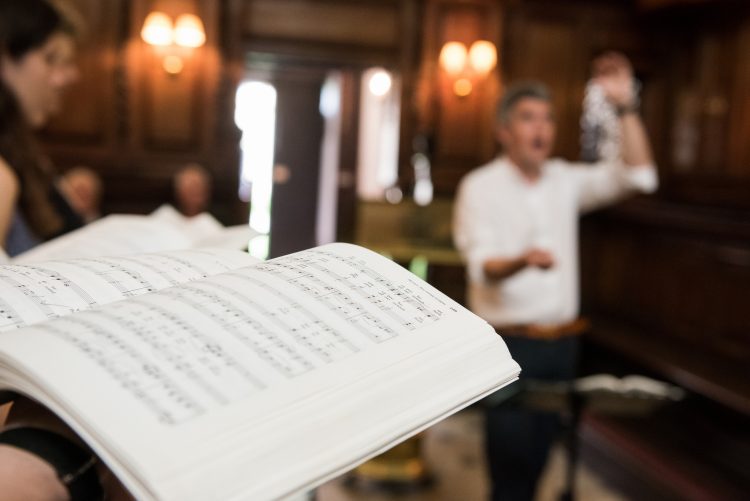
[453, 52, 657, 501]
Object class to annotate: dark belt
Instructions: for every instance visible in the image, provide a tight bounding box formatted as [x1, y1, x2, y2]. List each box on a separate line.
[494, 317, 590, 340]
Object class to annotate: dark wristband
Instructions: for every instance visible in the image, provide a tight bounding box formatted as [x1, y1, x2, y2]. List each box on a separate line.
[0, 390, 19, 405]
[0, 427, 103, 501]
[615, 103, 639, 117]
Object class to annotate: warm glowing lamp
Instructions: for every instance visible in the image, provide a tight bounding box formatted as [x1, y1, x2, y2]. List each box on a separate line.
[141, 12, 206, 74]
[141, 12, 173, 46]
[174, 14, 206, 48]
[468, 40, 497, 75]
[439, 42, 468, 76]
[439, 40, 497, 96]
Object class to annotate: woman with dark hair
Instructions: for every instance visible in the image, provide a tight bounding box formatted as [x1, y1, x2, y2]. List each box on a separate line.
[0, 0, 83, 257]
[0, 3, 113, 498]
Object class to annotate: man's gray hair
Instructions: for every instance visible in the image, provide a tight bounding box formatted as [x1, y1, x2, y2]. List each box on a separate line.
[496, 81, 551, 124]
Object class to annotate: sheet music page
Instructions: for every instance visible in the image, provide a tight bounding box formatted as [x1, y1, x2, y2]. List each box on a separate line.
[193, 224, 258, 250]
[150, 205, 258, 249]
[180, 213, 224, 240]
[0, 248, 257, 331]
[14, 207, 255, 264]
[0, 243, 518, 501]
[150, 205, 223, 243]
[149, 204, 188, 225]
[12, 215, 196, 263]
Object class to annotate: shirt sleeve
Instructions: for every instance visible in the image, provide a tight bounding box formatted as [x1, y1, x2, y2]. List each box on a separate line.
[567, 160, 658, 213]
[453, 177, 499, 284]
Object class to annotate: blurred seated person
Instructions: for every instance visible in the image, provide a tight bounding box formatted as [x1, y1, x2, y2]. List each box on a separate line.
[0, 0, 83, 257]
[59, 166, 103, 223]
[173, 163, 212, 217]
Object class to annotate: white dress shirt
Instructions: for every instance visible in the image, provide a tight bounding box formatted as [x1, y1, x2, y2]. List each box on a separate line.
[453, 156, 657, 327]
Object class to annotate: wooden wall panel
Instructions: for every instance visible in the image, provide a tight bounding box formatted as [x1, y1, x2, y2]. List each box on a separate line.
[41, 0, 123, 153]
[128, 0, 220, 153]
[727, 18, 750, 176]
[583, 218, 750, 361]
[243, 0, 400, 48]
[580, 199, 750, 412]
[238, 0, 404, 69]
[643, 3, 750, 207]
[434, 5, 495, 159]
[417, 0, 502, 195]
[505, 19, 583, 161]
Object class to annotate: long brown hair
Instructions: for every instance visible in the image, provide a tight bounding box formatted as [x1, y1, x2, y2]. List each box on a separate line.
[0, 0, 78, 239]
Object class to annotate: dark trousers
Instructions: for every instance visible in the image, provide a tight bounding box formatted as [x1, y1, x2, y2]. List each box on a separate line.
[485, 335, 579, 501]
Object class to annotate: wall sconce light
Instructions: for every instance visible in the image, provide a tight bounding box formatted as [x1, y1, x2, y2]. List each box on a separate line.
[141, 11, 206, 75]
[439, 40, 497, 97]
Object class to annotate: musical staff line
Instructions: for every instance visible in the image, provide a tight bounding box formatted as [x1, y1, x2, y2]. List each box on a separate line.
[41, 317, 205, 425]
[254, 261, 397, 343]
[159, 285, 315, 379]
[0, 298, 23, 331]
[218, 273, 360, 361]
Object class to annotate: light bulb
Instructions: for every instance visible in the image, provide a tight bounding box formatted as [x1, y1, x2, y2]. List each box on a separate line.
[469, 40, 497, 75]
[141, 12, 173, 46]
[439, 42, 467, 75]
[174, 14, 206, 48]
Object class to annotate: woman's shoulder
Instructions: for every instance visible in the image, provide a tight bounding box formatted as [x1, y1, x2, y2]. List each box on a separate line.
[0, 156, 20, 194]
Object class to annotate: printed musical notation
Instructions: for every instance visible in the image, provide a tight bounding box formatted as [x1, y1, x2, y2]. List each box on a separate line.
[0, 298, 24, 331]
[253, 247, 457, 340]
[116, 250, 243, 286]
[212, 274, 360, 363]
[65, 251, 248, 298]
[77, 258, 156, 297]
[0, 249, 254, 332]
[41, 316, 207, 426]
[0, 265, 99, 325]
[38, 294, 269, 425]
[254, 262, 396, 343]
[32, 265, 370, 424]
[20, 244, 458, 426]
[159, 284, 316, 379]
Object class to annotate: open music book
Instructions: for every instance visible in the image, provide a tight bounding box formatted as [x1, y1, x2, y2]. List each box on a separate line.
[12, 205, 258, 264]
[0, 243, 520, 500]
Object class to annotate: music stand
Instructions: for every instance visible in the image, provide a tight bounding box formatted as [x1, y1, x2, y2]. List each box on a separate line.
[517, 375, 685, 501]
